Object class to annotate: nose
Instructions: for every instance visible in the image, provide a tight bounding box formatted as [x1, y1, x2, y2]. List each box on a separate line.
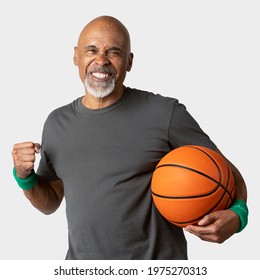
[94, 52, 110, 66]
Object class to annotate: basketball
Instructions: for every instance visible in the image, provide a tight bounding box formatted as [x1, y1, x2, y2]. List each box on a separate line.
[151, 145, 235, 227]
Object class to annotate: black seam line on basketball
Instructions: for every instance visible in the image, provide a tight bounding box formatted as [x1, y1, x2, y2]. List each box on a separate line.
[155, 164, 233, 198]
[152, 190, 215, 199]
[187, 146, 233, 201]
[166, 184, 235, 225]
[167, 216, 202, 225]
[224, 165, 233, 203]
[155, 145, 234, 200]
[166, 186, 234, 224]
[158, 146, 224, 188]
[185, 146, 224, 190]
[162, 182, 236, 225]
[161, 181, 235, 225]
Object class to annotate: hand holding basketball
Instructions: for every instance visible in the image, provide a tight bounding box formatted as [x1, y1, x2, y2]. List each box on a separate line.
[12, 142, 40, 179]
[184, 209, 241, 243]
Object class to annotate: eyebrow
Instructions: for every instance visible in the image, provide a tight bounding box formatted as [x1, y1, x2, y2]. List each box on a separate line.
[83, 45, 123, 52]
[84, 45, 98, 50]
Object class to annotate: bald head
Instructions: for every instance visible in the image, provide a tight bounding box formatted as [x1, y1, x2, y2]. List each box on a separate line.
[77, 16, 131, 53]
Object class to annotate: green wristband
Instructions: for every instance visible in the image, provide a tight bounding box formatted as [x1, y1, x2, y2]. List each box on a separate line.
[13, 167, 37, 190]
[229, 199, 249, 232]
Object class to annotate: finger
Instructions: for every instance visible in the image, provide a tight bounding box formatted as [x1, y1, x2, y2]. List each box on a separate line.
[13, 147, 36, 156]
[185, 224, 213, 235]
[13, 142, 36, 150]
[34, 143, 41, 153]
[12, 143, 40, 158]
[13, 142, 40, 154]
[198, 211, 222, 226]
[12, 150, 36, 166]
[198, 215, 215, 226]
[184, 225, 218, 242]
[14, 155, 36, 169]
[19, 154, 36, 162]
[185, 216, 219, 234]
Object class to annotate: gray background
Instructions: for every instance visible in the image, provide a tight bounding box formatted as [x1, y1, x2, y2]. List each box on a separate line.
[1, 0, 259, 260]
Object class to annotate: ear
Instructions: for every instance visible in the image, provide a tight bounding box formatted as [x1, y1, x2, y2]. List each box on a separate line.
[126, 53, 134, 72]
[73, 46, 79, 66]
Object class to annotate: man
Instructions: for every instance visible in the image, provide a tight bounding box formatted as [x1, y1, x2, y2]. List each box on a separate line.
[12, 16, 248, 259]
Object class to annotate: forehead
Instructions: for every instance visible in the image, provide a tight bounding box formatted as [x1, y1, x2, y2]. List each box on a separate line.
[81, 31, 125, 49]
[78, 20, 129, 50]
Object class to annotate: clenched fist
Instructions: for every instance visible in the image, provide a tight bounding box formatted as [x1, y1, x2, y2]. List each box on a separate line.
[12, 142, 41, 179]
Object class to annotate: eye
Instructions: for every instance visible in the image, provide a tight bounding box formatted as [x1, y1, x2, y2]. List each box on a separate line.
[107, 48, 122, 57]
[87, 49, 97, 54]
[84, 46, 98, 55]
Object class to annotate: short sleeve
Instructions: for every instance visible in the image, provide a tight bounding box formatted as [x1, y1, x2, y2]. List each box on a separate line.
[36, 122, 60, 182]
[168, 102, 217, 150]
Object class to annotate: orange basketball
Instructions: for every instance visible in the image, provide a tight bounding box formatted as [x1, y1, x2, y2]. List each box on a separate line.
[151, 145, 235, 227]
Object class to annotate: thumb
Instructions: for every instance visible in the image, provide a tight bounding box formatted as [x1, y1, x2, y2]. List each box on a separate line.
[198, 212, 219, 226]
[34, 143, 41, 153]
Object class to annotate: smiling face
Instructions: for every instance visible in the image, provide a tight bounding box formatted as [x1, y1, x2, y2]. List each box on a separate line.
[74, 16, 133, 99]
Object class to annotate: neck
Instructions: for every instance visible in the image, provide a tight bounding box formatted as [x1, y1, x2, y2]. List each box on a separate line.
[82, 86, 125, 109]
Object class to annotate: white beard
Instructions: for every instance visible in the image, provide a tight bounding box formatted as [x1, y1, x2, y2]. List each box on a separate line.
[84, 76, 115, 98]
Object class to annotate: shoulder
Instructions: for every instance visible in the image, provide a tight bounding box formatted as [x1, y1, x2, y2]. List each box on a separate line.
[43, 98, 80, 129]
[127, 87, 179, 109]
[46, 98, 81, 120]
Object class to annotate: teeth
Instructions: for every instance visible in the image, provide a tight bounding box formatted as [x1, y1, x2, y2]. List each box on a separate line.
[92, 72, 109, 79]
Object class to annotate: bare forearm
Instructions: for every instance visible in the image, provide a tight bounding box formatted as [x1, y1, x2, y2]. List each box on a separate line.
[229, 163, 247, 202]
[23, 176, 64, 215]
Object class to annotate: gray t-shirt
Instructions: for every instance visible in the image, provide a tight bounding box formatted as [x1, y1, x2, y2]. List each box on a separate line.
[37, 87, 216, 259]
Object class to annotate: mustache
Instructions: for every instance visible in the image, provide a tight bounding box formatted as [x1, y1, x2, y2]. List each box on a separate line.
[88, 67, 116, 75]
